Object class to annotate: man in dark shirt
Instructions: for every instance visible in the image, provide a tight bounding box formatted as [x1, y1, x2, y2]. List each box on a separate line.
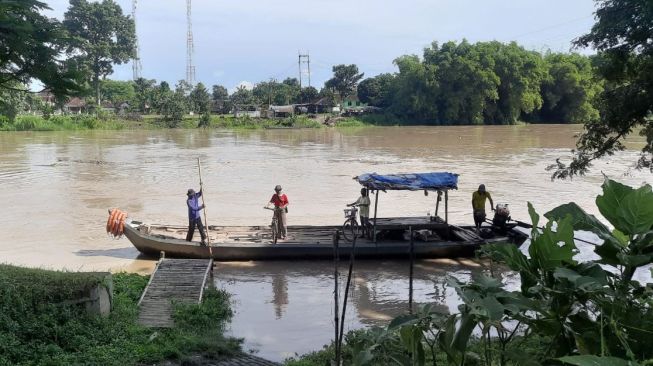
[186, 188, 207, 245]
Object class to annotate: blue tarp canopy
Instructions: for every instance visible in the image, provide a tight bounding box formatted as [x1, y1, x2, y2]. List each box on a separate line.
[355, 172, 458, 191]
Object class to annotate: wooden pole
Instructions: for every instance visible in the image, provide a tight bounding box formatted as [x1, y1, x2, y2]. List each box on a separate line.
[197, 158, 213, 259]
[435, 191, 441, 218]
[409, 226, 414, 314]
[333, 231, 340, 365]
[444, 190, 449, 224]
[372, 190, 379, 244]
[338, 235, 357, 354]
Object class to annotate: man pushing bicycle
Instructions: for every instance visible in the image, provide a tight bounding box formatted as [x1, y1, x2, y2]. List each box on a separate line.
[268, 185, 289, 240]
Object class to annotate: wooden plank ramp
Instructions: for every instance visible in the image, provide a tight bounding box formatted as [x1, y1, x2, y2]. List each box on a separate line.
[138, 257, 213, 327]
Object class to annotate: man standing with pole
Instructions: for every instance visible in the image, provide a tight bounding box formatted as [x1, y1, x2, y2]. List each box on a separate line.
[185, 187, 207, 246]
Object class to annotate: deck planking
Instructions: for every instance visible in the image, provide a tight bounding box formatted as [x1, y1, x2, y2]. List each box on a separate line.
[138, 257, 213, 328]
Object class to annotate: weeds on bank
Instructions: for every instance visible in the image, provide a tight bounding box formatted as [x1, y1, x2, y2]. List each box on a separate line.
[287, 178, 653, 366]
[0, 265, 240, 365]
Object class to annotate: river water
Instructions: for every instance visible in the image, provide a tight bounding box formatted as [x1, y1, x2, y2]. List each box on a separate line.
[0, 125, 648, 362]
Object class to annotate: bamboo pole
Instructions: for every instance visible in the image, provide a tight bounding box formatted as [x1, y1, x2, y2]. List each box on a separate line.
[197, 158, 213, 259]
[409, 226, 414, 314]
[338, 234, 358, 355]
[333, 231, 341, 365]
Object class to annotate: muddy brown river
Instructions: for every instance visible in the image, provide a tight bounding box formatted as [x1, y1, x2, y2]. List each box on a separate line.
[0, 125, 648, 361]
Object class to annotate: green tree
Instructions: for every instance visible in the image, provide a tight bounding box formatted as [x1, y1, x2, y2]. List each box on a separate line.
[480, 41, 546, 124]
[230, 86, 258, 107]
[299, 86, 319, 103]
[100, 79, 135, 107]
[160, 81, 189, 126]
[0, 84, 27, 121]
[390, 55, 438, 121]
[152, 81, 172, 114]
[211, 84, 228, 101]
[324, 64, 364, 101]
[0, 0, 81, 98]
[133, 78, 157, 113]
[189, 82, 211, 114]
[63, 0, 136, 107]
[357, 73, 395, 108]
[537, 53, 602, 123]
[552, 0, 653, 178]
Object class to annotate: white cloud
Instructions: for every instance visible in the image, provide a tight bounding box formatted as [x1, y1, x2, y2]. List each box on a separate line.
[229, 81, 254, 94]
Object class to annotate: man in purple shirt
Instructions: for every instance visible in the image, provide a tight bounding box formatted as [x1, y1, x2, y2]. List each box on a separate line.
[186, 188, 207, 245]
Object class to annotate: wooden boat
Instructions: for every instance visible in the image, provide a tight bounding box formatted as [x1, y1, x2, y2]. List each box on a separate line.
[123, 218, 529, 261]
[122, 172, 529, 261]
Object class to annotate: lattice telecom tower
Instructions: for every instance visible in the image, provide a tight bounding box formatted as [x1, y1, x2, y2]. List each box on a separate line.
[132, 0, 142, 80]
[186, 0, 196, 86]
[298, 51, 311, 88]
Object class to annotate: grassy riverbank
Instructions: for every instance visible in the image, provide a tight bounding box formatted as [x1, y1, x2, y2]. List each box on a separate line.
[0, 113, 462, 132]
[0, 114, 330, 131]
[0, 264, 240, 365]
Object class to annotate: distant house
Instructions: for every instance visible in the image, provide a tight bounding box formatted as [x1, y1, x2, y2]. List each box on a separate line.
[341, 95, 367, 109]
[340, 95, 370, 115]
[37, 89, 56, 107]
[100, 101, 115, 113]
[294, 97, 335, 114]
[233, 105, 261, 118]
[269, 105, 294, 118]
[64, 97, 87, 114]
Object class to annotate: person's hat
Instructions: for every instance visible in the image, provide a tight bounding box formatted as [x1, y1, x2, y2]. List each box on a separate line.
[274, 185, 282, 192]
[478, 184, 486, 192]
[187, 188, 195, 196]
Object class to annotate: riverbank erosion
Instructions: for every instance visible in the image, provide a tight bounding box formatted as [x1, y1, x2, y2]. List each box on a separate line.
[0, 264, 271, 365]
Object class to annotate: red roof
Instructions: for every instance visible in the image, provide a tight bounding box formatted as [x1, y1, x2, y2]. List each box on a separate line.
[65, 97, 86, 108]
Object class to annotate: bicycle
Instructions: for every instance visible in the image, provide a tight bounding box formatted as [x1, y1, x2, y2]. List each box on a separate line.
[264, 206, 282, 244]
[342, 206, 359, 242]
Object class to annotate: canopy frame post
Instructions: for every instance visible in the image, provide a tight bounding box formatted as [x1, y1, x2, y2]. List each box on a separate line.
[435, 190, 442, 218]
[445, 190, 449, 224]
[372, 190, 379, 243]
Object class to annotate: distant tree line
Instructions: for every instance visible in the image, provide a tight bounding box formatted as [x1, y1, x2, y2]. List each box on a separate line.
[357, 40, 603, 125]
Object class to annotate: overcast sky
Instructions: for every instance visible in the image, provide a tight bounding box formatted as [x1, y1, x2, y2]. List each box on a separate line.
[44, 0, 598, 92]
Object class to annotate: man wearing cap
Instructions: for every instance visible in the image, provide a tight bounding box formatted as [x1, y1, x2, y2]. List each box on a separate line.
[269, 185, 289, 239]
[472, 184, 494, 231]
[186, 188, 207, 245]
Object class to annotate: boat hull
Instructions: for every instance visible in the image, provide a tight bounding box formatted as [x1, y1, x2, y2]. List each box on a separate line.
[123, 221, 528, 261]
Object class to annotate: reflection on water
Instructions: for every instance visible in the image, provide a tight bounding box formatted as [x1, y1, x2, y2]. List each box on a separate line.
[0, 126, 649, 360]
[214, 259, 489, 362]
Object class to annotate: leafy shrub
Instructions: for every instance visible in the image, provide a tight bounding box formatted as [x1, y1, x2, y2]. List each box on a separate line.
[290, 179, 653, 366]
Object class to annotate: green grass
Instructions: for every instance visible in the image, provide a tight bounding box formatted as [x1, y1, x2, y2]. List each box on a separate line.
[0, 114, 328, 131]
[0, 264, 241, 365]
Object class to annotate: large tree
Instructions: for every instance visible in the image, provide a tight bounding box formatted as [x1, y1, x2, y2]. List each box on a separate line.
[211, 84, 228, 101]
[357, 73, 395, 108]
[63, 0, 135, 107]
[537, 52, 602, 123]
[324, 64, 364, 101]
[551, 0, 653, 178]
[299, 86, 319, 103]
[189, 82, 211, 114]
[0, 0, 81, 98]
[133, 77, 157, 113]
[100, 79, 135, 106]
